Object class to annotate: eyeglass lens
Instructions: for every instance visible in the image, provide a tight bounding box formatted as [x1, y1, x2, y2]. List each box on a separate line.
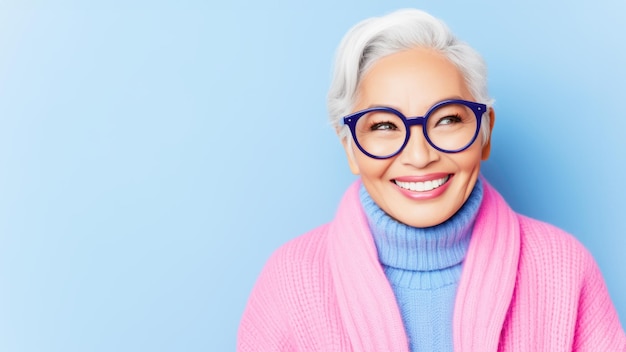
[354, 102, 478, 157]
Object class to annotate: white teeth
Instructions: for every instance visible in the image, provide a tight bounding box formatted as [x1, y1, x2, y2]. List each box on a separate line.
[395, 175, 449, 192]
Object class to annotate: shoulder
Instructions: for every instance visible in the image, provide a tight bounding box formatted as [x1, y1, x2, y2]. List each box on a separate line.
[265, 223, 331, 275]
[249, 223, 333, 303]
[516, 214, 597, 282]
[238, 224, 335, 350]
[516, 216, 626, 350]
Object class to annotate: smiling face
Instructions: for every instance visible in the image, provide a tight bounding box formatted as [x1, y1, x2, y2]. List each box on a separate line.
[343, 47, 494, 227]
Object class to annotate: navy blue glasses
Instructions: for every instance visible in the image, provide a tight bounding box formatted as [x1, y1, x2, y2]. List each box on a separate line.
[342, 99, 486, 159]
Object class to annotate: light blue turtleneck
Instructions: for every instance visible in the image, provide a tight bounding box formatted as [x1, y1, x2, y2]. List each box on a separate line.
[359, 179, 483, 352]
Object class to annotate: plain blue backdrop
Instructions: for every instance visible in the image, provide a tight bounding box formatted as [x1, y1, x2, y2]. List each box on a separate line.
[1, 1, 624, 351]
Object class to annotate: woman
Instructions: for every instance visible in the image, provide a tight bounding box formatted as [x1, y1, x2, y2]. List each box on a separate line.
[237, 9, 625, 351]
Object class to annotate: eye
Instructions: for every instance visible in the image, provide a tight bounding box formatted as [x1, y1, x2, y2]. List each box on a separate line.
[370, 121, 399, 131]
[357, 111, 404, 134]
[435, 114, 463, 126]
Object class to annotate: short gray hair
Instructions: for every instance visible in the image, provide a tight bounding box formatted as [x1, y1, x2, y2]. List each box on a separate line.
[327, 9, 494, 145]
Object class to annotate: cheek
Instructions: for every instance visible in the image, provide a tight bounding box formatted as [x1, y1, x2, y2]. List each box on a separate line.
[353, 150, 393, 181]
[455, 145, 484, 172]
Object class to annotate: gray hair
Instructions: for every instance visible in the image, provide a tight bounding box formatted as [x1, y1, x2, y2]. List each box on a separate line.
[327, 9, 494, 145]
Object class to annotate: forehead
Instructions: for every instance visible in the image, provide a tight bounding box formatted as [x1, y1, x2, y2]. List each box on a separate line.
[357, 47, 472, 112]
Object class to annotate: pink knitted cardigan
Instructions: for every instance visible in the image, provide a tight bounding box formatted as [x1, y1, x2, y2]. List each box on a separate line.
[238, 179, 625, 351]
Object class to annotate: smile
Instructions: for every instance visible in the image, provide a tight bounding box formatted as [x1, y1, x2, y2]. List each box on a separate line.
[394, 175, 450, 192]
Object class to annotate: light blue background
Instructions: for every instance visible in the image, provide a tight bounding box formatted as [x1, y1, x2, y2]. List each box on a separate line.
[1, 1, 624, 351]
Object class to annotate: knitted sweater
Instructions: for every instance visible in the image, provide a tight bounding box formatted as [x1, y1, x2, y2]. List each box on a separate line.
[237, 178, 626, 351]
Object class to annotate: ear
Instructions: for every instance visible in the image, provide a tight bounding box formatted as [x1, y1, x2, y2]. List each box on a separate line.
[481, 107, 496, 160]
[341, 137, 361, 175]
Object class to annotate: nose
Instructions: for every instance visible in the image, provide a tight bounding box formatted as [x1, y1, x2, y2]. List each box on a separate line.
[396, 125, 440, 168]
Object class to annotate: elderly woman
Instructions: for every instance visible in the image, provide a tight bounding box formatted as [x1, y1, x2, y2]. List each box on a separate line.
[237, 9, 625, 351]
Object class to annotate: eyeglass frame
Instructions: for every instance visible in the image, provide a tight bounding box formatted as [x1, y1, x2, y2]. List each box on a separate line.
[342, 99, 486, 159]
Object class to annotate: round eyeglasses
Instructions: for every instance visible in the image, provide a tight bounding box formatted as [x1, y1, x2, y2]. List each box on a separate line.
[342, 99, 486, 159]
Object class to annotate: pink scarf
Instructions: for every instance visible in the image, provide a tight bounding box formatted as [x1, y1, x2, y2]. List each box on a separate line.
[328, 177, 520, 351]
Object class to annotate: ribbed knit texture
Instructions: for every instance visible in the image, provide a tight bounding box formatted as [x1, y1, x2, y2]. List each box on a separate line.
[359, 180, 482, 352]
[238, 178, 626, 351]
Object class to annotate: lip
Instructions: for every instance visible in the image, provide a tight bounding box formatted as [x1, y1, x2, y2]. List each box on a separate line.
[392, 173, 453, 200]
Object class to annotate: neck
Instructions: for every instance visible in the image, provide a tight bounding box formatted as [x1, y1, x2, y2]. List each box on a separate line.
[359, 179, 483, 271]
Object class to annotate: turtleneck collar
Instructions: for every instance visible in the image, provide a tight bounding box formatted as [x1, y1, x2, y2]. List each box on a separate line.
[359, 178, 483, 272]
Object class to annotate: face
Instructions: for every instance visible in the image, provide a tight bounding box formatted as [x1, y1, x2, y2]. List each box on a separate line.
[342, 47, 495, 227]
